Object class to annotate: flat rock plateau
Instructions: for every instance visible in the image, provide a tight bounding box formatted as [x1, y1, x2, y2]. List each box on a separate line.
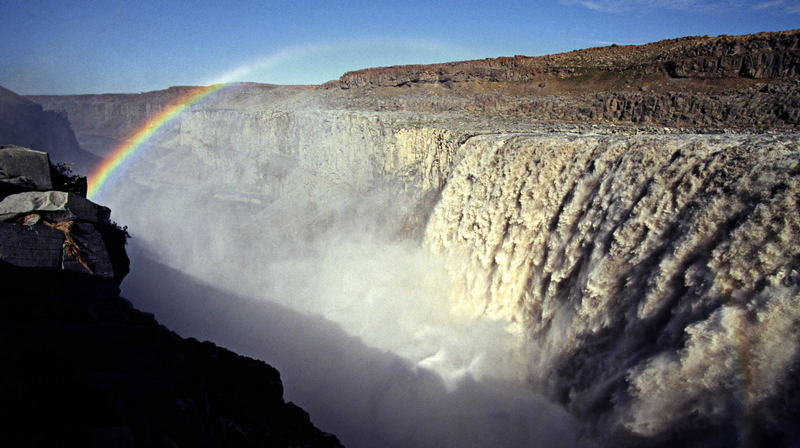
[5, 29, 800, 448]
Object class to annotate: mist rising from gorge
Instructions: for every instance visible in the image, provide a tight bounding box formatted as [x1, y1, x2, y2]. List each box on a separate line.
[99, 116, 588, 447]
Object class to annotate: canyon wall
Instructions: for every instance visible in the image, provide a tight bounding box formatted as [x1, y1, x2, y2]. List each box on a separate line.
[44, 91, 799, 445]
[0, 86, 98, 173]
[336, 30, 800, 87]
[31, 87, 468, 218]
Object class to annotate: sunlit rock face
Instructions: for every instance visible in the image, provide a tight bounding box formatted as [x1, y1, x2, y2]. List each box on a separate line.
[425, 133, 800, 445]
[128, 106, 466, 198]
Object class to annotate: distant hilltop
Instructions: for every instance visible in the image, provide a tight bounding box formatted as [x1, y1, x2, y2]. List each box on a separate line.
[25, 28, 800, 139]
[333, 29, 800, 89]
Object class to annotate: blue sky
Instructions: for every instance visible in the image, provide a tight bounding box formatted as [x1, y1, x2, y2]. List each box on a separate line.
[1, 0, 797, 94]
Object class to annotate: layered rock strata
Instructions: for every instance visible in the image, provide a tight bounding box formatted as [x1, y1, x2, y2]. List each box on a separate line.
[336, 30, 800, 87]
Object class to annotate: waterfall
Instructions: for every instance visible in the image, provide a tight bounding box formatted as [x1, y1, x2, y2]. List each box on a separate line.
[425, 132, 800, 444]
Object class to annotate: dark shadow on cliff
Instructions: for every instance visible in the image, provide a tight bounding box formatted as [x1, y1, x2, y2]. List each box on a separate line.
[0, 85, 101, 175]
[0, 261, 341, 448]
[121, 243, 589, 448]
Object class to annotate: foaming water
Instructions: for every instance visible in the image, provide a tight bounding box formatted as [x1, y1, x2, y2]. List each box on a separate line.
[425, 133, 800, 445]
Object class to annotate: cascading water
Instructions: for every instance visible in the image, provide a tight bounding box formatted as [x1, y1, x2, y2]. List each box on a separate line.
[425, 132, 800, 445]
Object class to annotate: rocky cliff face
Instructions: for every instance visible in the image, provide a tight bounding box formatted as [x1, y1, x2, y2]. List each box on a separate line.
[28, 87, 471, 216]
[1, 87, 98, 174]
[27, 85, 315, 159]
[0, 146, 342, 447]
[335, 30, 800, 87]
[326, 30, 800, 130]
[0, 144, 128, 283]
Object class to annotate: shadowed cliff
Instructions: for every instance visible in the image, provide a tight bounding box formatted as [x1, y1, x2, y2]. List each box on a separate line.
[1, 86, 99, 174]
[0, 147, 342, 447]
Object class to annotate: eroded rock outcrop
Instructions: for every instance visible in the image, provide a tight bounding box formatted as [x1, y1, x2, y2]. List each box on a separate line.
[0, 145, 53, 191]
[0, 146, 123, 281]
[336, 30, 800, 87]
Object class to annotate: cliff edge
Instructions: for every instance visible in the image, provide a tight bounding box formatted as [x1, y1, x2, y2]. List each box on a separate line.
[0, 146, 342, 447]
[336, 30, 799, 87]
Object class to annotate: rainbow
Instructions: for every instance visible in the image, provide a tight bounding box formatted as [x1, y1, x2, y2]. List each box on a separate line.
[87, 83, 228, 199]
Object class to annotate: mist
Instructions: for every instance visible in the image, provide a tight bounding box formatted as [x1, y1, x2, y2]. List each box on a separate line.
[100, 128, 590, 447]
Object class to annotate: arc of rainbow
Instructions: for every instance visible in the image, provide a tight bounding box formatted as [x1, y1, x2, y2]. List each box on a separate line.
[87, 83, 228, 200]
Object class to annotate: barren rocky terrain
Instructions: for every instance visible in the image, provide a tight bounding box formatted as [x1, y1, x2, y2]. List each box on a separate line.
[31, 30, 800, 155]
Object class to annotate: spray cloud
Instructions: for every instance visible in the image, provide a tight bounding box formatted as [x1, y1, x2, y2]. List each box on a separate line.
[103, 89, 588, 448]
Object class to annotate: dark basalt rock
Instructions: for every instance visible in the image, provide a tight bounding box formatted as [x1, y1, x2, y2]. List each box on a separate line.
[60, 221, 115, 278]
[0, 190, 111, 224]
[0, 263, 343, 448]
[0, 221, 64, 269]
[0, 144, 53, 192]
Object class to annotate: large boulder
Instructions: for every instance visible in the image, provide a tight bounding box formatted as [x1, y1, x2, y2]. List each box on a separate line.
[0, 190, 110, 224]
[0, 144, 53, 192]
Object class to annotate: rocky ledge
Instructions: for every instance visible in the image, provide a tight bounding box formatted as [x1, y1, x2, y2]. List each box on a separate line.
[334, 30, 800, 87]
[0, 144, 129, 284]
[0, 146, 342, 447]
[321, 29, 800, 130]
